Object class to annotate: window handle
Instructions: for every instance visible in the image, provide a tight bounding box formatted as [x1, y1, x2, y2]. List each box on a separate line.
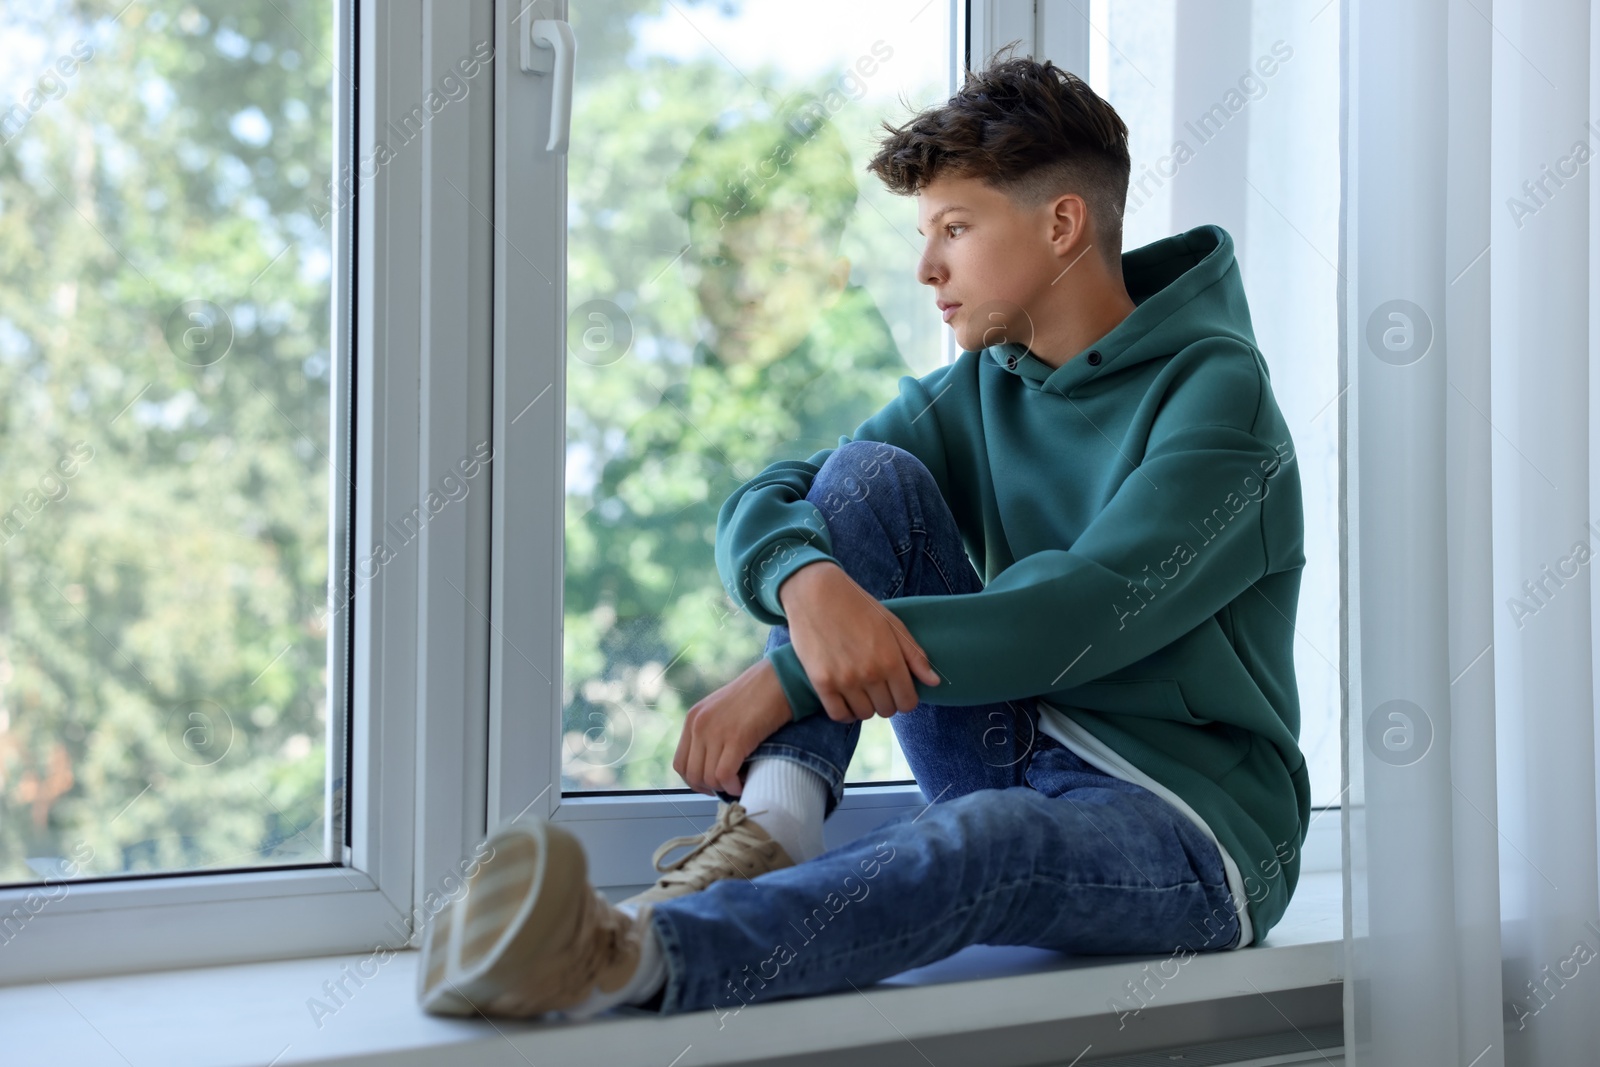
[520, 18, 576, 154]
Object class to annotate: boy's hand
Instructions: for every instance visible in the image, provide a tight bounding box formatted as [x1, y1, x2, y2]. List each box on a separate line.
[673, 657, 794, 797]
[779, 561, 941, 723]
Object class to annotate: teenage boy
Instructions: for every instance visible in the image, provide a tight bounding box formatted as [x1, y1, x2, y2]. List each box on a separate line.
[417, 49, 1309, 1023]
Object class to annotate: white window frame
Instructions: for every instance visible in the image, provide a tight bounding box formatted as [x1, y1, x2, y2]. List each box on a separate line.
[0, 0, 498, 985]
[0, 0, 1343, 990]
[486, 0, 975, 879]
[485, 0, 1343, 888]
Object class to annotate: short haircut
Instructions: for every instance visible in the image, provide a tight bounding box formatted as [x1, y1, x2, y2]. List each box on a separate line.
[865, 43, 1132, 265]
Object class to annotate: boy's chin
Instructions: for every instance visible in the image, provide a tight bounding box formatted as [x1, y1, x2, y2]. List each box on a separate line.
[956, 326, 997, 352]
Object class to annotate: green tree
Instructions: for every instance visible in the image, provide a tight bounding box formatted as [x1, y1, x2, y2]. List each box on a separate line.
[560, 41, 914, 789]
[0, 0, 335, 882]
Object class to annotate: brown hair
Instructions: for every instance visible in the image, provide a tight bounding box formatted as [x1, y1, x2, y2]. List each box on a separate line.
[865, 43, 1132, 265]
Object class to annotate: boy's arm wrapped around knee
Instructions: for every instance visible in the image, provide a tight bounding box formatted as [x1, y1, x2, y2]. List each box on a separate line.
[716, 368, 958, 627]
[766, 354, 1304, 722]
[773, 558, 941, 723]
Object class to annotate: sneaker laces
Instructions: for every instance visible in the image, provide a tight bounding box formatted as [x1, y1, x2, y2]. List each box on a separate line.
[649, 802, 778, 892]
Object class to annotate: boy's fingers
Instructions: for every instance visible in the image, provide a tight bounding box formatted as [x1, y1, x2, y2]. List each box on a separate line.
[685, 737, 710, 795]
[843, 687, 876, 721]
[888, 667, 920, 714]
[704, 742, 724, 795]
[865, 680, 896, 718]
[895, 628, 941, 685]
[819, 689, 853, 723]
[672, 722, 691, 781]
[716, 750, 744, 797]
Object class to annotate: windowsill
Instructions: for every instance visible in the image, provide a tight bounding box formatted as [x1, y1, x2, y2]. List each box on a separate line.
[3, 870, 1341, 1067]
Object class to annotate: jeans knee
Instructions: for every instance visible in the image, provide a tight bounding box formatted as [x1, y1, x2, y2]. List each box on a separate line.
[829, 439, 906, 474]
[821, 441, 935, 495]
[813, 441, 936, 535]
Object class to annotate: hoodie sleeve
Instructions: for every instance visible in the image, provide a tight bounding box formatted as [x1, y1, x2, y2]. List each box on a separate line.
[715, 366, 958, 628]
[762, 349, 1299, 721]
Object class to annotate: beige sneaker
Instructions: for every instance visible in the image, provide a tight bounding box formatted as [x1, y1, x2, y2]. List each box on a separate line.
[416, 816, 654, 1020]
[619, 800, 796, 908]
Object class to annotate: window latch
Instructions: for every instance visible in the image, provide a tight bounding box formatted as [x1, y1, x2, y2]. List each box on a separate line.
[519, 17, 576, 154]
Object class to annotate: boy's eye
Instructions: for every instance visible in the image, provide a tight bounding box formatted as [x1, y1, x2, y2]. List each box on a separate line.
[946, 223, 966, 238]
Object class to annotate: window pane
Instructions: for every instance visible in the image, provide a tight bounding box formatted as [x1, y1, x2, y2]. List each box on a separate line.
[0, 1, 343, 883]
[563, 1, 953, 791]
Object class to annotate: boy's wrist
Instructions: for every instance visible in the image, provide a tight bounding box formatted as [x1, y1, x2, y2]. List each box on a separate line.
[754, 656, 797, 728]
[777, 559, 839, 615]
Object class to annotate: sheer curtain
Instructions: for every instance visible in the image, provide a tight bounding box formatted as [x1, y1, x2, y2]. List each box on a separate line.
[1344, 0, 1600, 1063]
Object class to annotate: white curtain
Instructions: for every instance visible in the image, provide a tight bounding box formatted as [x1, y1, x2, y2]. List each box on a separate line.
[1344, 0, 1600, 1063]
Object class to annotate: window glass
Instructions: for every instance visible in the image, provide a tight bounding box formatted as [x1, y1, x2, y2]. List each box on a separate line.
[562, 1, 953, 791]
[0, 0, 342, 884]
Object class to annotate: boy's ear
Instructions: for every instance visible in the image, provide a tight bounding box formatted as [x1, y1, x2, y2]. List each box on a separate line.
[1050, 193, 1091, 255]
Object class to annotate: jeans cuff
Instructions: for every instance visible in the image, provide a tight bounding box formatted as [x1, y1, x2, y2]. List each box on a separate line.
[646, 906, 689, 1014]
[733, 742, 847, 819]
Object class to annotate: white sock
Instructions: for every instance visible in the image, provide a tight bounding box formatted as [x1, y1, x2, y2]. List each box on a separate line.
[563, 910, 666, 1019]
[736, 757, 827, 863]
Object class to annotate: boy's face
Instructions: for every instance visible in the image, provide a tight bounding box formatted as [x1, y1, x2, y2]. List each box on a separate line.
[914, 173, 1075, 354]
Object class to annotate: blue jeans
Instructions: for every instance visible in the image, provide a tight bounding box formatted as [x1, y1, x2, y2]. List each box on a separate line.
[647, 441, 1240, 1015]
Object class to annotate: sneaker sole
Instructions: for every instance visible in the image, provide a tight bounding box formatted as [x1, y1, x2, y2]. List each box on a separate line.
[417, 817, 590, 1017]
[416, 896, 474, 1015]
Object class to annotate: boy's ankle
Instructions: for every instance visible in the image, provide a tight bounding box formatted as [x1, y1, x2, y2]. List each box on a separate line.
[739, 758, 828, 863]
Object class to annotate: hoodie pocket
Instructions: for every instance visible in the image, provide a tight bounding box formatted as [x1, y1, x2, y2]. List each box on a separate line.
[1054, 679, 1254, 770]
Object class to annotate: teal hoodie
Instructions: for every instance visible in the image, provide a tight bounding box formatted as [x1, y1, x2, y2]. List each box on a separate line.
[715, 223, 1309, 946]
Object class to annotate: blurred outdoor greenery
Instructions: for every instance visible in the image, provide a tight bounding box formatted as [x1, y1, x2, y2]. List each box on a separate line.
[0, 0, 337, 883]
[560, 2, 948, 790]
[0, 0, 950, 885]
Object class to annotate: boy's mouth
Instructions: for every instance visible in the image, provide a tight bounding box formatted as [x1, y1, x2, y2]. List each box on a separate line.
[939, 301, 962, 323]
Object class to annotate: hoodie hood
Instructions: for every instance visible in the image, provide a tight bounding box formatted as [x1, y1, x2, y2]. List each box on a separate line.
[985, 223, 1260, 394]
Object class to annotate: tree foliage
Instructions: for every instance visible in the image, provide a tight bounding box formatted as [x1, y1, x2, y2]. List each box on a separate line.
[559, 8, 930, 789]
[0, 0, 335, 882]
[0, 0, 944, 886]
